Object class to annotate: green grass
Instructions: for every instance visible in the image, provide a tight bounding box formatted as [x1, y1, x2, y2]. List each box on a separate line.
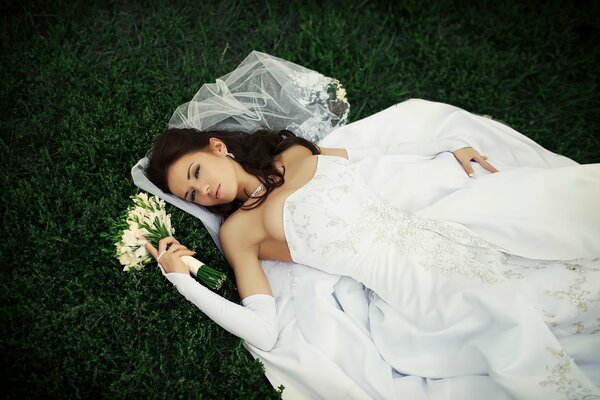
[1, 0, 598, 398]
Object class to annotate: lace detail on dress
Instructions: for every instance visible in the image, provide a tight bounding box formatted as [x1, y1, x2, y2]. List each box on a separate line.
[322, 194, 508, 285]
[503, 257, 600, 336]
[571, 319, 600, 335]
[284, 156, 509, 285]
[546, 259, 600, 316]
[544, 274, 600, 314]
[285, 202, 319, 254]
[539, 347, 600, 399]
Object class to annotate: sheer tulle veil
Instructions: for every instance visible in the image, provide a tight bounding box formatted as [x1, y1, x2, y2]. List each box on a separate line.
[131, 51, 350, 248]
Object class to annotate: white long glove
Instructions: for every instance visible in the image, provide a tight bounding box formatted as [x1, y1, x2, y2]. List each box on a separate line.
[158, 262, 278, 352]
[346, 137, 470, 162]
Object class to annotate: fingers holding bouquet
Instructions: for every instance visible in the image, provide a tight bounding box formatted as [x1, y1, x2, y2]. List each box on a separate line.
[143, 235, 195, 274]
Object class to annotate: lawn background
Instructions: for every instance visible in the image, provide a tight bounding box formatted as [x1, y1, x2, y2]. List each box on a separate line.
[1, 0, 598, 398]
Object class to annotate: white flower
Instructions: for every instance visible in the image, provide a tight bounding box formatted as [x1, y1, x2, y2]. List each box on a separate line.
[128, 206, 146, 222]
[110, 191, 226, 288]
[164, 214, 173, 233]
[131, 263, 143, 271]
[122, 229, 143, 248]
[157, 209, 167, 220]
[118, 252, 134, 266]
[137, 226, 150, 237]
[142, 212, 157, 227]
[132, 193, 151, 209]
[134, 245, 148, 258]
[137, 192, 149, 203]
[128, 221, 140, 231]
[336, 87, 346, 100]
[115, 242, 129, 256]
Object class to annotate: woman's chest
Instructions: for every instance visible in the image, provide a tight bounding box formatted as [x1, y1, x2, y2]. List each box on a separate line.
[260, 155, 320, 243]
[228, 154, 320, 261]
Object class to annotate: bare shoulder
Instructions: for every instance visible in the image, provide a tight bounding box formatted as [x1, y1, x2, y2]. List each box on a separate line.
[278, 143, 347, 162]
[278, 143, 314, 162]
[318, 147, 348, 159]
[219, 211, 265, 255]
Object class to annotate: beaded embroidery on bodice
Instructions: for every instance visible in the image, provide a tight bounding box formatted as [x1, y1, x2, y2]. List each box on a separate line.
[282, 156, 510, 301]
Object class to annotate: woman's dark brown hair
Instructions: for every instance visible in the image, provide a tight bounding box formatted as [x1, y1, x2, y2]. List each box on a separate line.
[146, 127, 320, 219]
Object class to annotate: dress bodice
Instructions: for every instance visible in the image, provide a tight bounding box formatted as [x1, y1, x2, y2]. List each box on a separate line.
[283, 155, 510, 307]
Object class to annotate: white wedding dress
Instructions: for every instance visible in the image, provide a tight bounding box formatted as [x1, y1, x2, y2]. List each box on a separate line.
[245, 100, 600, 400]
[283, 154, 600, 400]
[133, 97, 600, 399]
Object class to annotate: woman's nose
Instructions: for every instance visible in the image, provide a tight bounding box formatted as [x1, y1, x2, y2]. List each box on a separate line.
[201, 183, 210, 197]
[192, 181, 210, 200]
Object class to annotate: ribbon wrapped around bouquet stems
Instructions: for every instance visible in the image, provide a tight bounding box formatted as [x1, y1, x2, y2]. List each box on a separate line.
[156, 250, 226, 290]
[181, 256, 226, 290]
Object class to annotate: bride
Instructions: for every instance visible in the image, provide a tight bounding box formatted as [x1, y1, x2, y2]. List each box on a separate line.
[133, 52, 600, 399]
[143, 127, 496, 334]
[141, 124, 600, 399]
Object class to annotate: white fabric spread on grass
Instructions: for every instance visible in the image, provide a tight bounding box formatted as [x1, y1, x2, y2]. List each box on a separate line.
[132, 99, 600, 399]
[243, 99, 600, 400]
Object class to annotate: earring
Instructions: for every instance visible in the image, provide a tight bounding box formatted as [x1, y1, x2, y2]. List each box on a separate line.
[225, 151, 235, 159]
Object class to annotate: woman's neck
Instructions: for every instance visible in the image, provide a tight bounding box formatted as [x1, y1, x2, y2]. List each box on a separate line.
[234, 162, 263, 201]
[233, 152, 287, 203]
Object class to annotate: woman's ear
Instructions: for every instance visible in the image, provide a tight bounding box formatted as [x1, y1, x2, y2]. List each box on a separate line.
[208, 137, 226, 154]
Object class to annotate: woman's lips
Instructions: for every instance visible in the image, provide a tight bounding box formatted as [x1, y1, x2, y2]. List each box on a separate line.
[215, 184, 221, 200]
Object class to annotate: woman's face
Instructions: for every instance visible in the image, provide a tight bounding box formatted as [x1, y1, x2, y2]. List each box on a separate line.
[166, 139, 238, 206]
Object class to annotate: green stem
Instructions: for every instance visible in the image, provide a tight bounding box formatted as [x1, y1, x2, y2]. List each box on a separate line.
[195, 265, 227, 290]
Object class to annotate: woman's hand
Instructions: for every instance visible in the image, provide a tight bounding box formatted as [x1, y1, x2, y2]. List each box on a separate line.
[142, 235, 196, 274]
[452, 147, 498, 177]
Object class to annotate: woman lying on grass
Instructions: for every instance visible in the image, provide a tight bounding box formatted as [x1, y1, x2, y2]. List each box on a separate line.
[139, 100, 600, 399]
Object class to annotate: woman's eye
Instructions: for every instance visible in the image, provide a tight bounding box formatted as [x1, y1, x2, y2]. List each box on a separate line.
[190, 166, 199, 202]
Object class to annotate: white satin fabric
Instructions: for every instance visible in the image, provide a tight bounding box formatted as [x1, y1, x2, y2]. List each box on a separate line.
[245, 99, 600, 399]
[284, 154, 600, 399]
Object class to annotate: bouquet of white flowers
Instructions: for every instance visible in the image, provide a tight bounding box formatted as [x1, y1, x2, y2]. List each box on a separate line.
[102, 192, 226, 289]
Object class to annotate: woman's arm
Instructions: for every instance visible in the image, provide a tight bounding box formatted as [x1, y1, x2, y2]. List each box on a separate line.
[144, 235, 278, 351]
[319, 139, 464, 161]
[342, 137, 470, 161]
[219, 220, 272, 299]
[321, 138, 498, 176]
